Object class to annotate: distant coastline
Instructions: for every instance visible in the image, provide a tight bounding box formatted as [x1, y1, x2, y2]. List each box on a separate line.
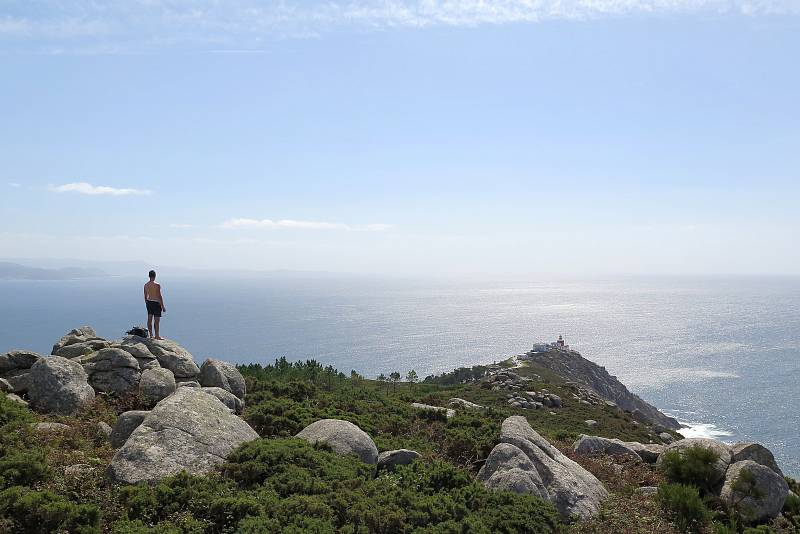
[0, 262, 108, 281]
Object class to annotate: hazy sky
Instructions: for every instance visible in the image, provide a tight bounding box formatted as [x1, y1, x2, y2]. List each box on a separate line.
[1, 1, 799, 277]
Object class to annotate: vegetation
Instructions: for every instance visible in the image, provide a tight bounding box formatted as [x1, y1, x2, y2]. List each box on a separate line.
[1, 356, 797, 533]
[659, 446, 721, 494]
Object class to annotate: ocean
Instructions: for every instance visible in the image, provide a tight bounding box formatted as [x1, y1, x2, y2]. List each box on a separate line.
[2, 274, 798, 477]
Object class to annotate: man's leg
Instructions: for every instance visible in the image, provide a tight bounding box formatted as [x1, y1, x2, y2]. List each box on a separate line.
[154, 316, 162, 340]
[147, 314, 154, 338]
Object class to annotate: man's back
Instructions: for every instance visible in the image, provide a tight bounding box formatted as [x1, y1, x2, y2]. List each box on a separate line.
[144, 280, 161, 301]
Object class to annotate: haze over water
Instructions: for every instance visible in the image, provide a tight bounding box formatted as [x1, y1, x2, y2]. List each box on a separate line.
[2, 274, 798, 476]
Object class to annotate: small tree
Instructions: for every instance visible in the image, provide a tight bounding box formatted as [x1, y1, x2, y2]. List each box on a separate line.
[389, 371, 401, 392]
[350, 370, 361, 390]
[377, 373, 387, 392]
[406, 370, 418, 384]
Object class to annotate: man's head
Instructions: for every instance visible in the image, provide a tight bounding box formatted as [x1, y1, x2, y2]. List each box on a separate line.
[148, 270, 156, 280]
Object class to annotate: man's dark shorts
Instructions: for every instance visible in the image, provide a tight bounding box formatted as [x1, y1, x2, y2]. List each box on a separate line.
[146, 300, 163, 317]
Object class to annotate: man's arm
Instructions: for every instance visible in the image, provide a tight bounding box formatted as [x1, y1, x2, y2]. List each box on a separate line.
[158, 284, 166, 312]
[144, 285, 147, 302]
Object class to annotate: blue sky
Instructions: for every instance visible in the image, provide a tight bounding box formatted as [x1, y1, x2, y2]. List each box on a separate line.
[1, 1, 799, 276]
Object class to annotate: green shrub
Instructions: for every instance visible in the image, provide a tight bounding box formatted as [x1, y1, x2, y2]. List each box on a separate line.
[0, 449, 50, 489]
[660, 446, 720, 493]
[0, 486, 100, 534]
[784, 491, 800, 515]
[0, 394, 33, 428]
[243, 398, 314, 437]
[656, 482, 710, 533]
[742, 526, 776, 534]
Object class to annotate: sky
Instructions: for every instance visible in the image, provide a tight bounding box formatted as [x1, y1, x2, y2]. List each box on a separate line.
[1, 1, 799, 277]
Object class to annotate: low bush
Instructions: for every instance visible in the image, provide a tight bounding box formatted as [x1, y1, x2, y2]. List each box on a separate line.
[656, 482, 710, 533]
[0, 449, 50, 489]
[0, 486, 100, 534]
[659, 446, 720, 494]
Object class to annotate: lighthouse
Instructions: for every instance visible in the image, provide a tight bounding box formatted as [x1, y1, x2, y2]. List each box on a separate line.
[557, 335, 565, 348]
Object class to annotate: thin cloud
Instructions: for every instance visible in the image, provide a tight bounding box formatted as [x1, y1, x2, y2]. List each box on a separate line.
[48, 182, 152, 196]
[169, 223, 196, 229]
[221, 218, 392, 231]
[2, 1, 798, 53]
[7, 182, 22, 188]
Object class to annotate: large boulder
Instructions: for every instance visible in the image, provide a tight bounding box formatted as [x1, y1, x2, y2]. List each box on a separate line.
[730, 442, 783, 477]
[478, 442, 546, 497]
[28, 356, 95, 415]
[377, 449, 421, 470]
[657, 438, 733, 487]
[0, 350, 43, 394]
[625, 442, 666, 463]
[198, 359, 245, 401]
[129, 336, 200, 378]
[201, 387, 243, 413]
[296, 419, 378, 465]
[448, 398, 485, 410]
[79, 348, 140, 395]
[573, 435, 642, 462]
[139, 368, 176, 405]
[479, 416, 607, 519]
[107, 388, 258, 483]
[110, 410, 150, 448]
[411, 402, 455, 418]
[720, 460, 789, 522]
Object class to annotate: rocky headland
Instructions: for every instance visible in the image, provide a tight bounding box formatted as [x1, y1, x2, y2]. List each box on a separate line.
[1, 328, 797, 533]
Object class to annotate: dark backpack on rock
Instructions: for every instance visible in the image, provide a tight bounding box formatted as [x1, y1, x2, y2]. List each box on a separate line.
[127, 326, 149, 338]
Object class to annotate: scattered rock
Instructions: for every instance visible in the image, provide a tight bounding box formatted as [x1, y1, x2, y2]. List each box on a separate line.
[110, 410, 150, 448]
[585, 419, 598, 428]
[34, 422, 71, 432]
[1, 369, 32, 394]
[201, 386, 243, 413]
[177, 380, 201, 388]
[199, 359, 246, 401]
[139, 368, 176, 405]
[479, 416, 607, 519]
[51, 326, 100, 354]
[53, 339, 111, 358]
[296, 419, 378, 465]
[573, 435, 642, 461]
[636, 486, 658, 496]
[720, 460, 789, 522]
[131, 336, 200, 378]
[730, 442, 784, 477]
[0, 378, 11, 393]
[64, 464, 94, 477]
[80, 348, 140, 395]
[96, 421, 112, 437]
[377, 449, 421, 470]
[5, 393, 27, 406]
[448, 398, 484, 410]
[28, 356, 95, 415]
[108, 388, 258, 484]
[659, 432, 675, 444]
[0, 350, 42, 394]
[411, 402, 455, 418]
[657, 438, 733, 486]
[625, 442, 665, 463]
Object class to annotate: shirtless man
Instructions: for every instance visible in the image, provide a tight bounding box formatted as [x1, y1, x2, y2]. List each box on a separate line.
[144, 270, 166, 339]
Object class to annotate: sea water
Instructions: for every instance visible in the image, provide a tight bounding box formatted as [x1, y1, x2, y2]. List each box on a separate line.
[2, 274, 798, 476]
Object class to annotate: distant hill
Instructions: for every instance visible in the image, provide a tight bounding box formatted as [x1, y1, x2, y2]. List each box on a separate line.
[0, 262, 108, 280]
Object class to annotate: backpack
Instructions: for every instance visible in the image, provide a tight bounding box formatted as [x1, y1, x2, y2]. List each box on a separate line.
[127, 326, 149, 338]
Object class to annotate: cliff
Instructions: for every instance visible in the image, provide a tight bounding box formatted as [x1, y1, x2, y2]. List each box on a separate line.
[520, 348, 681, 430]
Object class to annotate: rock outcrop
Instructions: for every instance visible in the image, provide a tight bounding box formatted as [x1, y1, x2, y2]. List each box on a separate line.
[731, 442, 784, 478]
[79, 348, 140, 394]
[573, 435, 641, 461]
[296, 419, 378, 465]
[28, 356, 95, 415]
[448, 398, 484, 410]
[108, 388, 258, 484]
[720, 460, 789, 521]
[410, 403, 455, 418]
[521, 348, 680, 430]
[201, 386, 243, 413]
[139, 368, 176, 405]
[51, 326, 103, 355]
[117, 340, 160, 370]
[130, 336, 200, 379]
[110, 410, 149, 448]
[199, 359, 245, 401]
[479, 416, 607, 519]
[0, 350, 42, 394]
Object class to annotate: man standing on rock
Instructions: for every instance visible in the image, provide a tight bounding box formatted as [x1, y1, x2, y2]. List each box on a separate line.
[144, 270, 166, 340]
